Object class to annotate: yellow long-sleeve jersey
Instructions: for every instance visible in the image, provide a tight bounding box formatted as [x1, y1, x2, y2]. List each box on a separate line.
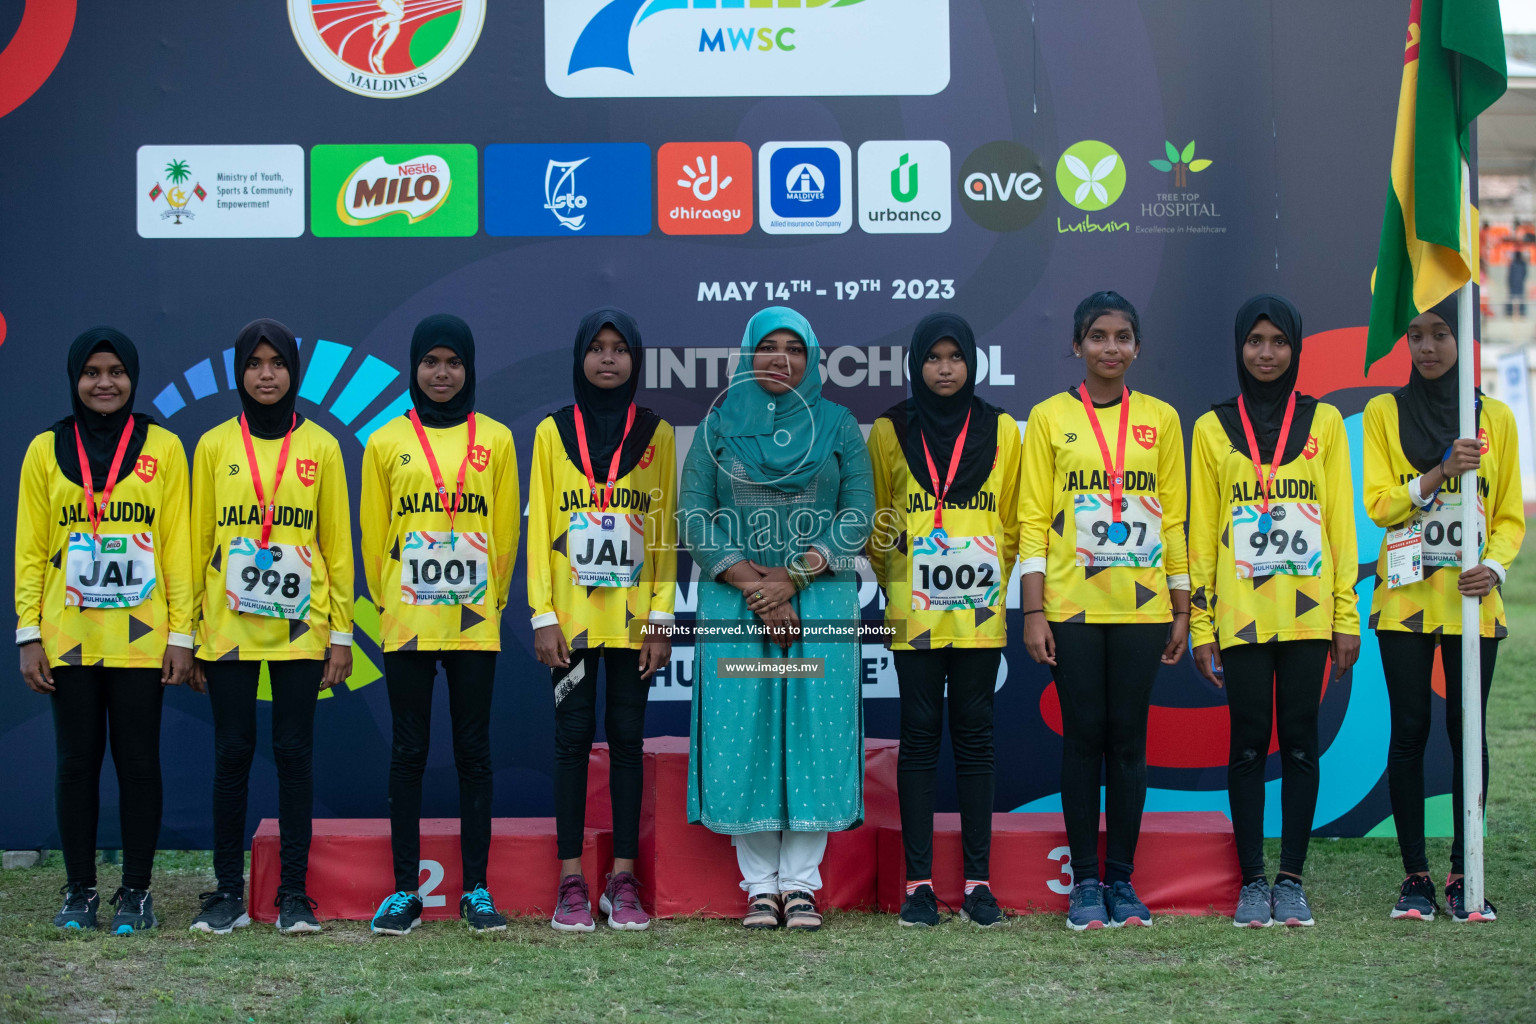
[526, 416, 677, 649]
[1187, 404, 1358, 650]
[191, 418, 354, 661]
[1363, 393, 1524, 638]
[360, 413, 520, 652]
[866, 411, 1021, 649]
[15, 425, 194, 668]
[1018, 389, 1188, 624]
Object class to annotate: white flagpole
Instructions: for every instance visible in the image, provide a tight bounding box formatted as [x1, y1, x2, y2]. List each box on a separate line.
[1456, 150, 1484, 914]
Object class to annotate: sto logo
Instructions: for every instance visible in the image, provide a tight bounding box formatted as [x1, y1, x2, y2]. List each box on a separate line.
[568, 0, 863, 74]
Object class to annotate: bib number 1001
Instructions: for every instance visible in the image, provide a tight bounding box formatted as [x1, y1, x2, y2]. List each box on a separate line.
[400, 531, 490, 606]
[406, 558, 479, 587]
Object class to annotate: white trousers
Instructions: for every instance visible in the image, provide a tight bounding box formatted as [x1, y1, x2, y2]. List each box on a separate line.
[732, 829, 828, 894]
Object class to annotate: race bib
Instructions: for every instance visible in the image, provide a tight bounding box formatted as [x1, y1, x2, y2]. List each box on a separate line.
[569, 512, 644, 588]
[225, 538, 313, 619]
[401, 531, 490, 605]
[1073, 493, 1163, 568]
[911, 531, 1002, 610]
[1421, 491, 1485, 569]
[1384, 519, 1424, 589]
[1230, 503, 1323, 578]
[64, 533, 156, 609]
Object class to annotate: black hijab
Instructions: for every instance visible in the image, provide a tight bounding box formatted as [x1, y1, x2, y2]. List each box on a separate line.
[52, 327, 152, 487]
[553, 306, 661, 480]
[881, 312, 1000, 508]
[1212, 294, 1318, 464]
[1394, 295, 1480, 473]
[234, 318, 304, 439]
[409, 314, 476, 427]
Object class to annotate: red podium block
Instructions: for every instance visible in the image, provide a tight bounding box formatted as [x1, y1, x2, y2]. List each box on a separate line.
[249, 818, 612, 923]
[875, 812, 1240, 916]
[636, 737, 898, 918]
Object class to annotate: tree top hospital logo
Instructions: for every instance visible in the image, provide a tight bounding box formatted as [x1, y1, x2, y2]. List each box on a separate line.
[759, 142, 852, 235]
[544, 0, 950, 98]
[289, 0, 486, 98]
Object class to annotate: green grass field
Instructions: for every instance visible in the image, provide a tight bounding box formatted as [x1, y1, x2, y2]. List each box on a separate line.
[3, 572, 1535, 1024]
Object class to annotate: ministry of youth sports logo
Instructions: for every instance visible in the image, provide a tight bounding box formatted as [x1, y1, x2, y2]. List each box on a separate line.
[289, 0, 486, 99]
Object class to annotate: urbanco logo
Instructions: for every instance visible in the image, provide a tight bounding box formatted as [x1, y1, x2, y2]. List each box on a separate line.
[759, 142, 852, 235]
[289, 0, 486, 98]
[311, 144, 478, 237]
[484, 143, 652, 237]
[1148, 140, 1212, 188]
[657, 142, 754, 235]
[544, 0, 950, 98]
[956, 141, 1045, 232]
[1055, 140, 1125, 212]
[858, 140, 950, 234]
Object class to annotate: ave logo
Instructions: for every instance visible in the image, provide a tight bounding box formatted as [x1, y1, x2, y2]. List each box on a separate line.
[958, 141, 1045, 232]
[657, 142, 753, 235]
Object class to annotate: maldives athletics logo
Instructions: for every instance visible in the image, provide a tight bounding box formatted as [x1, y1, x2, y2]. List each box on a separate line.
[289, 0, 487, 99]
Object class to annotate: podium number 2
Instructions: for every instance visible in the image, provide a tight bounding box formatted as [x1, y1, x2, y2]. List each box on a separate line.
[418, 859, 446, 908]
[1046, 845, 1074, 895]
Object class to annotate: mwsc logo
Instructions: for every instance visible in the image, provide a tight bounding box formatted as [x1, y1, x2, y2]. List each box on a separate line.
[544, 0, 950, 98]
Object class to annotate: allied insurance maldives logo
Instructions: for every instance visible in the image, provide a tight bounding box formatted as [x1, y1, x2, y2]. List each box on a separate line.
[545, 0, 950, 98]
[289, 0, 487, 98]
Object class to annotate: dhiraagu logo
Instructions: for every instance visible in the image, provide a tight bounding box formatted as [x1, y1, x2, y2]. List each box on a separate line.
[544, 0, 950, 98]
[1055, 140, 1130, 235]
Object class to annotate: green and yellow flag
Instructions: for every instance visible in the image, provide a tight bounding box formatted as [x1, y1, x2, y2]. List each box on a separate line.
[1365, 0, 1506, 372]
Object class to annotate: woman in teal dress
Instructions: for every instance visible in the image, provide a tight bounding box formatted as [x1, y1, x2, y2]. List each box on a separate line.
[679, 306, 874, 931]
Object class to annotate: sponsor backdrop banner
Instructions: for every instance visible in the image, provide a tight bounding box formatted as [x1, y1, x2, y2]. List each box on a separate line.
[0, 1, 1438, 849]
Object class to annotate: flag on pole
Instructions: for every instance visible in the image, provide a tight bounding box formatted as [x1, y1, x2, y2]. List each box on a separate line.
[1364, 0, 1506, 373]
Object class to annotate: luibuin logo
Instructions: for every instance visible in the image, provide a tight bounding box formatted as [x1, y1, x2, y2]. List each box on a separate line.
[1055, 141, 1125, 212]
[1148, 140, 1211, 188]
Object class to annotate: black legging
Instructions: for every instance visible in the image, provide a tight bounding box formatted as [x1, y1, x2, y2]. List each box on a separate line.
[204, 659, 321, 897]
[1049, 621, 1167, 884]
[384, 650, 497, 893]
[50, 666, 164, 891]
[895, 647, 1000, 881]
[1377, 631, 1497, 876]
[1220, 640, 1330, 882]
[552, 646, 648, 862]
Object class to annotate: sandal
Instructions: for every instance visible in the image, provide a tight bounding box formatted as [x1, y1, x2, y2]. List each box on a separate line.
[743, 892, 782, 930]
[781, 890, 822, 931]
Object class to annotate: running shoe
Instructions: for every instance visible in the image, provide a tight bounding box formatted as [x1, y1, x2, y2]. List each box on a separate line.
[551, 874, 595, 932]
[1066, 880, 1111, 931]
[1270, 878, 1314, 927]
[53, 883, 99, 931]
[1105, 880, 1152, 927]
[460, 885, 507, 932]
[899, 884, 941, 928]
[108, 887, 157, 935]
[1390, 874, 1438, 921]
[370, 891, 423, 935]
[599, 872, 650, 931]
[1445, 877, 1497, 924]
[276, 891, 322, 934]
[961, 884, 1004, 927]
[189, 890, 250, 934]
[1232, 880, 1272, 928]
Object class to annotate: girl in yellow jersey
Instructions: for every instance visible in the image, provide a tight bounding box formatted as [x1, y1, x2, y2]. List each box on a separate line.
[1188, 295, 1358, 929]
[867, 313, 1018, 929]
[360, 314, 520, 935]
[1018, 291, 1189, 931]
[1363, 298, 1522, 924]
[528, 307, 675, 932]
[16, 328, 193, 934]
[187, 319, 354, 936]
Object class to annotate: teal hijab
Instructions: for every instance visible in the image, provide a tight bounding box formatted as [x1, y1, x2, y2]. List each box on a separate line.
[704, 306, 845, 493]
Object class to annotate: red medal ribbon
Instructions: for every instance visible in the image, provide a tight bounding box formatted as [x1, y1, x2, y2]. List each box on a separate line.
[574, 403, 637, 513]
[74, 419, 136, 543]
[1236, 391, 1298, 516]
[919, 409, 972, 531]
[409, 408, 476, 537]
[240, 412, 296, 549]
[1079, 383, 1131, 524]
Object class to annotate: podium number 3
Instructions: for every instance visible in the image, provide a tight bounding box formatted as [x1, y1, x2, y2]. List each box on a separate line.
[1046, 845, 1074, 895]
[418, 859, 446, 908]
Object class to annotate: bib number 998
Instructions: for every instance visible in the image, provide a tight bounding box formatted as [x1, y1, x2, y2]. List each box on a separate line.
[240, 566, 302, 599]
